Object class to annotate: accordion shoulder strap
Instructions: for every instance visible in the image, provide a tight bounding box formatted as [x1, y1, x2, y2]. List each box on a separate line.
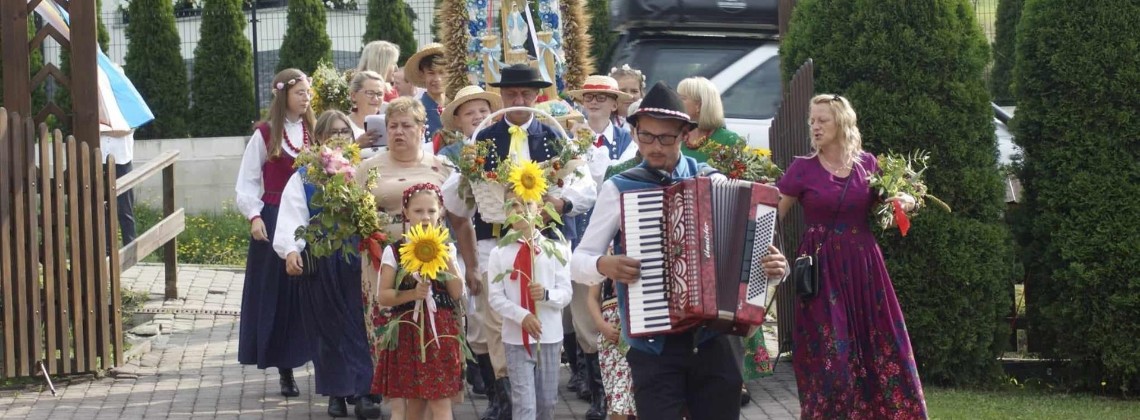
[621, 167, 672, 186]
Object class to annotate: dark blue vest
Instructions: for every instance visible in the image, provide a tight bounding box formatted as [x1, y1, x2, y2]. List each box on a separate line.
[608, 156, 720, 355]
[471, 118, 561, 241]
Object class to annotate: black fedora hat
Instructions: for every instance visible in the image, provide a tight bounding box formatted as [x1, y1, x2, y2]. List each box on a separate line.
[490, 64, 553, 89]
[626, 81, 697, 129]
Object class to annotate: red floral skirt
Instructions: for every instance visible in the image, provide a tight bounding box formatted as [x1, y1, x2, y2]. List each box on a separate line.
[371, 307, 463, 400]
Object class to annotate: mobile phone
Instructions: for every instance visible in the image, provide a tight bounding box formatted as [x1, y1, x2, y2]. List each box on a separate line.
[364, 114, 387, 147]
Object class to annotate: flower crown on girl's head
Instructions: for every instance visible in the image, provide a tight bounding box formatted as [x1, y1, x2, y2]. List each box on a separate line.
[273, 74, 311, 92]
[609, 64, 646, 85]
[402, 183, 444, 209]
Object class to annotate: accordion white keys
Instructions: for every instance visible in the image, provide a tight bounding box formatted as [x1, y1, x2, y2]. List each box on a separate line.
[619, 177, 779, 337]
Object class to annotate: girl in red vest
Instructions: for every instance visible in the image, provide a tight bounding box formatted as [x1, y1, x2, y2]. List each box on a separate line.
[234, 68, 316, 399]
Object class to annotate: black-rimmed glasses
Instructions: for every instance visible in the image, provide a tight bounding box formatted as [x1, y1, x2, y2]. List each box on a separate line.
[636, 131, 681, 146]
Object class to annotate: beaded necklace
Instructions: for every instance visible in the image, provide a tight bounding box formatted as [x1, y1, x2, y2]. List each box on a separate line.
[282, 122, 311, 155]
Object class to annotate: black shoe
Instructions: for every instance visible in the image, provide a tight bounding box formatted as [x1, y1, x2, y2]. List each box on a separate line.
[575, 348, 590, 401]
[496, 377, 513, 420]
[278, 368, 300, 398]
[467, 359, 487, 395]
[479, 372, 501, 420]
[328, 396, 349, 418]
[740, 388, 752, 406]
[584, 353, 606, 420]
[564, 333, 583, 394]
[354, 394, 382, 419]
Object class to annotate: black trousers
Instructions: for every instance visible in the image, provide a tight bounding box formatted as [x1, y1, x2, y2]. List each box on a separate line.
[105, 161, 137, 248]
[625, 332, 744, 420]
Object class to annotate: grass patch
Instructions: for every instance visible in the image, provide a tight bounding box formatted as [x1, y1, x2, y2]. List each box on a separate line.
[135, 204, 248, 266]
[927, 386, 1140, 419]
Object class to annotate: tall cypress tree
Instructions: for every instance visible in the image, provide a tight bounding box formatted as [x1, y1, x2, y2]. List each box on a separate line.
[190, 0, 255, 136]
[1011, 0, 1140, 392]
[124, 0, 190, 138]
[586, 0, 615, 68]
[364, 0, 417, 65]
[276, 0, 332, 75]
[989, 0, 1022, 105]
[782, 0, 1015, 386]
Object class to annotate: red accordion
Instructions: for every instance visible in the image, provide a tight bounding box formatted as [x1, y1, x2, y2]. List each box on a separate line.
[619, 177, 779, 337]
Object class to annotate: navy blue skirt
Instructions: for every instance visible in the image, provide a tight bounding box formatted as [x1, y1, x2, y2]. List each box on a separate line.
[298, 252, 374, 397]
[237, 205, 313, 369]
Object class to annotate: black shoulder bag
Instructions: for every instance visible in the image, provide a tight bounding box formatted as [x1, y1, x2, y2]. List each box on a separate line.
[793, 175, 852, 298]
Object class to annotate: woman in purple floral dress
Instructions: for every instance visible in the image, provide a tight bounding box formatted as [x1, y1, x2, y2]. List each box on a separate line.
[776, 94, 927, 419]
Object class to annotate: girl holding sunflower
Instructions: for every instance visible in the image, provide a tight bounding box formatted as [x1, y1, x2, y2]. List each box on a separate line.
[374, 183, 465, 420]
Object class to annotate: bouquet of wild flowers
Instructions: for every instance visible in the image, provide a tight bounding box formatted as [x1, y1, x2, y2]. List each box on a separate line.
[292, 136, 393, 265]
[539, 128, 594, 189]
[866, 150, 951, 236]
[699, 141, 782, 183]
[311, 60, 352, 115]
[453, 140, 518, 212]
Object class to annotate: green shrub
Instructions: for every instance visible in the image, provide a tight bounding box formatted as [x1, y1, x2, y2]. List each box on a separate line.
[1011, 0, 1140, 393]
[276, 0, 333, 75]
[364, 0, 417, 65]
[124, 0, 189, 139]
[190, 0, 256, 137]
[989, 0, 1021, 105]
[135, 204, 249, 266]
[587, 0, 615, 68]
[782, 0, 1015, 386]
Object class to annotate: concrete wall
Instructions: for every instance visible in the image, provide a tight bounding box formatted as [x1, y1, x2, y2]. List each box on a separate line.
[131, 136, 248, 215]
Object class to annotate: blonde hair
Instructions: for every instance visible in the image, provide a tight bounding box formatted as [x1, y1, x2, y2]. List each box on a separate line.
[263, 68, 316, 158]
[313, 110, 353, 144]
[350, 70, 386, 95]
[385, 96, 427, 126]
[357, 41, 400, 79]
[677, 77, 725, 131]
[808, 94, 864, 169]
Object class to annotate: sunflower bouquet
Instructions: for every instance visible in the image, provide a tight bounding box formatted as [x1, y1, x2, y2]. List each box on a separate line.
[866, 150, 952, 236]
[699, 141, 783, 183]
[379, 223, 473, 362]
[292, 136, 393, 264]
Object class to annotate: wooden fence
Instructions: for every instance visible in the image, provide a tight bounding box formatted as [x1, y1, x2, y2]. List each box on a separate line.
[0, 110, 186, 380]
[0, 110, 122, 378]
[769, 59, 815, 355]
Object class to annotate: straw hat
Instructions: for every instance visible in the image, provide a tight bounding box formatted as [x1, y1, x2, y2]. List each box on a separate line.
[442, 86, 503, 131]
[404, 43, 445, 87]
[566, 75, 633, 102]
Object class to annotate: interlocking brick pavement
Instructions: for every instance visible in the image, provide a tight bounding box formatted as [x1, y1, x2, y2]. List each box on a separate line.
[0, 264, 799, 419]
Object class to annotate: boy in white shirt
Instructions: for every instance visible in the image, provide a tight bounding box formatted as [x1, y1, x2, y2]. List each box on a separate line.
[487, 193, 573, 420]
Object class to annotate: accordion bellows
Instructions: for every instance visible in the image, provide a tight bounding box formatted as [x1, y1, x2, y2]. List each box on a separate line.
[620, 177, 779, 337]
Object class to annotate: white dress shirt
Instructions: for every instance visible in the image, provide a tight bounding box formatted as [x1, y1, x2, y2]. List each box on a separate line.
[234, 118, 306, 220]
[586, 122, 638, 187]
[99, 129, 135, 165]
[487, 236, 573, 344]
[272, 172, 309, 259]
[571, 172, 727, 286]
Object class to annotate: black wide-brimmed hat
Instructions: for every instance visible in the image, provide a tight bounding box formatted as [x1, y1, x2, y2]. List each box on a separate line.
[626, 81, 697, 129]
[490, 64, 553, 89]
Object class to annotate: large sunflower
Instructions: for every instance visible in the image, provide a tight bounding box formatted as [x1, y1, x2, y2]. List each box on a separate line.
[398, 224, 453, 280]
[508, 160, 548, 203]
